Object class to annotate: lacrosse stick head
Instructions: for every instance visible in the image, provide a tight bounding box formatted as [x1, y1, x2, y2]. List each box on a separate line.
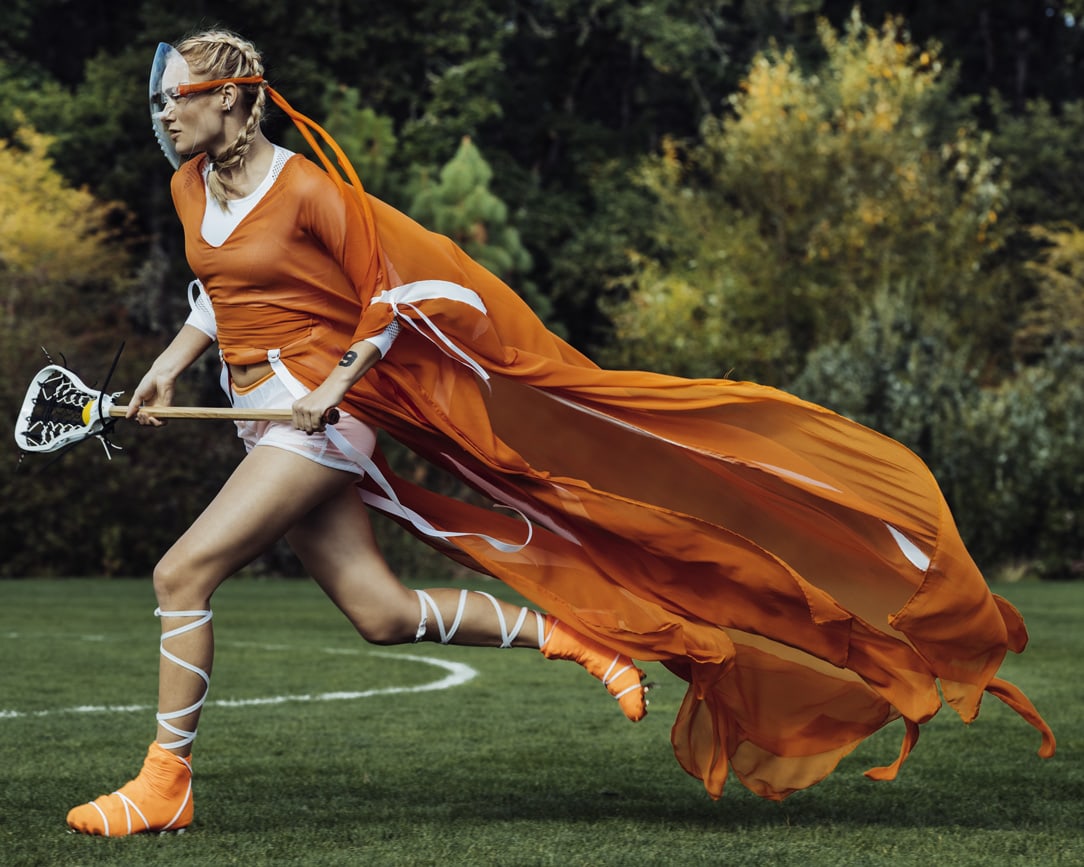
[14, 364, 123, 454]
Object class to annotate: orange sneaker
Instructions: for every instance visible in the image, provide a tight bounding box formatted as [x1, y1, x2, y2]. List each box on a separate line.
[66, 742, 193, 837]
[540, 615, 648, 721]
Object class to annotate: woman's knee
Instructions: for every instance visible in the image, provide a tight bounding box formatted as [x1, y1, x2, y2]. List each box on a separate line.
[152, 551, 219, 610]
[350, 593, 420, 646]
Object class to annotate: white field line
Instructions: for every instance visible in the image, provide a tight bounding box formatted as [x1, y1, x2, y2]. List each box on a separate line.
[0, 647, 476, 720]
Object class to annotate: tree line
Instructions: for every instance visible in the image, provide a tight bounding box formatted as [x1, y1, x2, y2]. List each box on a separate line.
[1, 1, 1081, 579]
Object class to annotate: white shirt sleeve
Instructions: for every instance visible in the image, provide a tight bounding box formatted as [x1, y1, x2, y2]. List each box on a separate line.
[361, 318, 402, 358]
[184, 279, 217, 339]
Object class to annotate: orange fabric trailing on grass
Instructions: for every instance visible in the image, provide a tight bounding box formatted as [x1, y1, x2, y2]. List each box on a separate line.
[172, 93, 1055, 801]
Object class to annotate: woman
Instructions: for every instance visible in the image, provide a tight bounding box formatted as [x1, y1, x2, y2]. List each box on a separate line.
[65, 31, 646, 838]
[67, 30, 1052, 837]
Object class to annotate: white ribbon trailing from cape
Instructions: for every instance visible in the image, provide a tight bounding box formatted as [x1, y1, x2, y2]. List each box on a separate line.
[370, 280, 491, 385]
[266, 280, 532, 555]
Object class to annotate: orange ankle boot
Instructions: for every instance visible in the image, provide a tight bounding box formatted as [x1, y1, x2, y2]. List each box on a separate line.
[540, 615, 648, 721]
[66, 742, 193, 836]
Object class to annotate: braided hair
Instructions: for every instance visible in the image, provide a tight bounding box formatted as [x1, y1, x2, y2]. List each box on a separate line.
[176, 30, 267, 210]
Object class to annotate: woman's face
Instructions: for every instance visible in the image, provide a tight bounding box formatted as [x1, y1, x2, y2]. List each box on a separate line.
[157, 54, 227, 161]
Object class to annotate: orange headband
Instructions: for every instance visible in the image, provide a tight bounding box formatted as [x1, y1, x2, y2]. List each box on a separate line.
[175, 75, 265, 96]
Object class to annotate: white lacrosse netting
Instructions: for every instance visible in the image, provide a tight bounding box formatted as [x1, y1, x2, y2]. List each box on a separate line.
[14, 365, 122, 454]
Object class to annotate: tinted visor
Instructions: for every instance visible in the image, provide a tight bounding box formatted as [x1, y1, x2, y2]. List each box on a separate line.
[149, 42, 189, 168]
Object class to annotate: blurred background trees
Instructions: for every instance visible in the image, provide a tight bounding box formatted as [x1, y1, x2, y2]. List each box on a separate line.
[1, 1, 1081, 579]
[600, 12, 1008, 382]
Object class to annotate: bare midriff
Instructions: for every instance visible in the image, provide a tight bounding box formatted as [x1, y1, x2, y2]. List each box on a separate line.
[229, 360, 274, 390]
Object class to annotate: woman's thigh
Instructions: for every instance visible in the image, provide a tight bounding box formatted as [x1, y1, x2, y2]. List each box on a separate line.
[285, 485, 419, 643]
[155, 445, 358, 607]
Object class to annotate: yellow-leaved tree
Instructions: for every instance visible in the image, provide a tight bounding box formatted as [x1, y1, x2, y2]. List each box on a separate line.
[1016, 225, 1084, 359]
[1, 121, 133, 577]
[0, 123, 127, 325]
[601, 10, 1008, 383]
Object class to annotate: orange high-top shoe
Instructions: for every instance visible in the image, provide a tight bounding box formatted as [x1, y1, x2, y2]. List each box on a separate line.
[540, 615, 648, 721]
[66, 742, 193, 837]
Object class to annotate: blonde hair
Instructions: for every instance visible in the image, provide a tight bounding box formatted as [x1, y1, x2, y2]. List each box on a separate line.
[176, 30, 267, 209]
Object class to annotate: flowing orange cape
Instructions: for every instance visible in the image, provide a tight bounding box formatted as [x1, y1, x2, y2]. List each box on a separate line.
[269, 88, 1055, 800]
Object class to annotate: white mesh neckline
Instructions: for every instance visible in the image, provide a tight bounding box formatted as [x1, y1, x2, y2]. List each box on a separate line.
[201, 145, 293, 247]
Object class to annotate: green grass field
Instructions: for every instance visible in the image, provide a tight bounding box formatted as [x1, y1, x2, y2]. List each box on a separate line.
[1, 577, 1080, 866]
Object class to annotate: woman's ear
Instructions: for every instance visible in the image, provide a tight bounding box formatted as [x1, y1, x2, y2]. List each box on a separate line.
[221, 82, 238, 112]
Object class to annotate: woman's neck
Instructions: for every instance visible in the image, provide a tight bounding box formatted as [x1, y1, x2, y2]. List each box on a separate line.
[211, 134, 275, 198]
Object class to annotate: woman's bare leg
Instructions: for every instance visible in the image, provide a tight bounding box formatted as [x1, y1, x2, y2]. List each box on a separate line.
[66, 446, 359, 836]
[286, 484, 647, 717]
[285, 484, 543, 647]
[149, 446, 366, 753]
[68, 445, 645, 836]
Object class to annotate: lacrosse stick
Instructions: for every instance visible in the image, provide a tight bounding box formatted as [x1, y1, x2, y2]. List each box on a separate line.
[14, 361, 339, 458]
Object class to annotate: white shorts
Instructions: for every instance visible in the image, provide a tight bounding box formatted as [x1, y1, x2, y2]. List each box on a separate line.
[228, 373, 377, 475]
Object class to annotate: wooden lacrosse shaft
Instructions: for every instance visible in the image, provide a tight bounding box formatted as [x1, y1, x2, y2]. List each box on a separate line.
[106, 406, 340, 424]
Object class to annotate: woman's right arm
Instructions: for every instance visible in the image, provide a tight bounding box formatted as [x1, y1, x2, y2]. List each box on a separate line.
[125, 325, 215, 426]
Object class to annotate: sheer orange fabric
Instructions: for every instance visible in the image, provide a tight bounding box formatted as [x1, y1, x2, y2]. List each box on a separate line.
[175, 91, 1055, 800]
[343, 341, 1055, 800]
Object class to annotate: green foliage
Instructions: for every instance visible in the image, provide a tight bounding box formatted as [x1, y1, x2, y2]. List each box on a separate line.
[485, 0, 761, 344]
[0, 60, 69, 140]
[543, 158, 664, 349]
[946, 347, 1084, 579]
[409, 137, 531, 277]
[53, 49, 161, 214]
[789, 284, 977, 454]
[0, 121, 246, 578]
[544, 0, 748, 114]
[409, 136, 550, 320]
[0, 0, 36, 52]
[1016, 224, 1084, 359]
[990, 96, 1084, 228]
[0, 0, 1081, 578]
[792, 292, 1084, 578]
[400, 43, 506, 165]
[819, 1, 1084, 108]
[602, 11, 1011, 383]
[283, 83, 399, 199]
